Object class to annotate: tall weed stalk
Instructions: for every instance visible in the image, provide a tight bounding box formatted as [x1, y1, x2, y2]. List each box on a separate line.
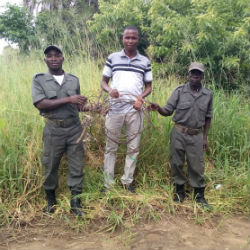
[0, 52, 249, 228]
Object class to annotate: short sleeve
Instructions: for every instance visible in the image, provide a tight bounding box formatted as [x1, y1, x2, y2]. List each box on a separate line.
[31, 77, 46, 105]
[206, 92, 213, 118]
[76, 78, 81, 95]
[102, 56, 112, 78]
[162, 87, 180, 115]
[144, 61, 153, 83]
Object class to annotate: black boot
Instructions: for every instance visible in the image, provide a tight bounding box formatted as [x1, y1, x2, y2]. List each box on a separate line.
[70, 191, 84, 217]
[173, 184, 185, 203]
[194, 187, 212, 210]
[43, 189, 56, 214]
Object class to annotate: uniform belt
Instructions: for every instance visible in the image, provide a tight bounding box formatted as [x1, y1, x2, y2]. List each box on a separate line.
[175, 124, 202, 135]
[45, 117, 79, 128]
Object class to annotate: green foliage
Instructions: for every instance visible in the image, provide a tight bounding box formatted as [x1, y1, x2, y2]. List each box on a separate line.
[35, 1, 96, 55]
[89, 0, 151, 55]
[90, 0, 250, 90]
[1, 1, 249, 89]
[0, 53, 249, 228]
[0, 4, 38, 52]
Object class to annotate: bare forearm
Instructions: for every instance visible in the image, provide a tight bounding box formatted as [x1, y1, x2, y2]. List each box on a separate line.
[141, 82, 152, 98]
[149, 102, 171, 116]
[36, 95, 87, 110]
[101, 76, 112, 93]
[101, 81, 112, 93]
[203, 118, 211, 138]
[36, 97, 70, 110]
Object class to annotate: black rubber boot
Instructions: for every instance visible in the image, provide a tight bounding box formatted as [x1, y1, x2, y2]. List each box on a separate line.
[194, 187, 212, 210]
[43, 189, 56, 214]
[70, 191, 84, 217]
[173, 184, 185, 203]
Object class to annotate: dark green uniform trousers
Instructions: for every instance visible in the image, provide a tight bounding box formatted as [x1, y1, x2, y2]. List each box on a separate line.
[42, 121, 84, 193]
[170, 126, 205, 188]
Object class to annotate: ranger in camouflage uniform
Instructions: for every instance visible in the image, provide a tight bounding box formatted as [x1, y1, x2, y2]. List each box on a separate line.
[32, 45, 87, 216]
[150, 62, 212, 210]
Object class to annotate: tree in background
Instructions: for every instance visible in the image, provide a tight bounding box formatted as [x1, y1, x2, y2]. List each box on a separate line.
[89, 0, 151, 56]
[23, 0, 98, 13]
[90, 0, 250, 90]
[0, 1, 98, 54]
[0, 4, 39, 53]
[34, 0, 97, 55]
[147, 0, 250, 88]
[0, 0, 249, 90]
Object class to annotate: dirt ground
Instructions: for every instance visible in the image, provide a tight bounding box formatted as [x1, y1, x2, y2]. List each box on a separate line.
[0, 214, 249, 250]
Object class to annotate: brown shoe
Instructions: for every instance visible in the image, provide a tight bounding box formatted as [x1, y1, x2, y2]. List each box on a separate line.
[124, 184, 136, 194]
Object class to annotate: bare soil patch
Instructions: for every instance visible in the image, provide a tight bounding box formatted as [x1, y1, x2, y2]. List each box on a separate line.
[0, 214, 249, 250]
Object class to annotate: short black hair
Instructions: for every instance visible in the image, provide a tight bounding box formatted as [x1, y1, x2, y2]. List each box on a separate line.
[123, 25, 139, 35]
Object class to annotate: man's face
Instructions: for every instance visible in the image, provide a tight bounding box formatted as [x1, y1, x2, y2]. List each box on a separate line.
[44, 49, 64, 71]
[189, 69, 203, 84]
[122, 29, 139, 53]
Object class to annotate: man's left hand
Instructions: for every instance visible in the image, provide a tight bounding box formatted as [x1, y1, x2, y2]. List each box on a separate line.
[203, 138, 209, 151]
[133, 96, 144, 110]
[78, 103, 89, 112]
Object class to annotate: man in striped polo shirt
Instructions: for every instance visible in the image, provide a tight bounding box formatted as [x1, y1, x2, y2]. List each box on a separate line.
[101, 26, 153, 193]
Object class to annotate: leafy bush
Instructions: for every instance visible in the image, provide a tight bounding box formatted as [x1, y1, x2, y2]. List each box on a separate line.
[90, 0, 250, 90]
[1, 0, 249, 90]
[0, 4, 39, 52]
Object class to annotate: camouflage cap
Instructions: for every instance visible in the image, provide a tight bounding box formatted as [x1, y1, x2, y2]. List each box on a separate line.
[44, 45, 63, 54]
[188, 62, 205, 73]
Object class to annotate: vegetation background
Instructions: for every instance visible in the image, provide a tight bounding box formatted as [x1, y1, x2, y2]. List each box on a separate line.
[0, 0, 249, 231]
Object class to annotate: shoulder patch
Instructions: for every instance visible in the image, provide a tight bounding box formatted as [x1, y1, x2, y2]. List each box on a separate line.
[203, 87, 212, 95]
[68, 73, 78, 79]
[34, 73, 45, 78]
[175, 84, 185, 91]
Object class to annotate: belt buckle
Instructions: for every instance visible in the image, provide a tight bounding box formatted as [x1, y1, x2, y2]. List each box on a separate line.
[187, 128, 197, 135]
[56, 120, 64, 127]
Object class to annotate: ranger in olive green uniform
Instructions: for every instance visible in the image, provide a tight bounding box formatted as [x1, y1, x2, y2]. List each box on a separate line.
[150, 62, 212, 209]
[32, 45, 87, 216]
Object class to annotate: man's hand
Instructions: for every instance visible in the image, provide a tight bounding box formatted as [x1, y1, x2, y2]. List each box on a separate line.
[109, 89, 120, 98]
[203, 118, 211, 151]
[78, 104, 90, 112]
[133, 96, 144, 110]
[148, 102, 160, 111]
[203, 137, 209, 151]
[36, 95, 87, 110]
[69, 95, 87, 105]
[95, 103, 103, 113]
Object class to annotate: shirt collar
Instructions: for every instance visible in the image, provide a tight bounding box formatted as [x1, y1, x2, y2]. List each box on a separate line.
[185, 82, 207, 95]
[45, 73, 54, 81]
[120, 49, 141, 61]
[45, 71, 66, 81]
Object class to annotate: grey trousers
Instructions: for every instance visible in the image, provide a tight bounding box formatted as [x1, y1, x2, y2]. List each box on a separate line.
[104, 111, 144, 188]
[42, 121, 84, 193]
[170, 126, 205, 188]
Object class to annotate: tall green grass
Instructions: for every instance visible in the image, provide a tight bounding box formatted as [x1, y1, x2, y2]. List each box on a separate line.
[0, 52, 249, 229]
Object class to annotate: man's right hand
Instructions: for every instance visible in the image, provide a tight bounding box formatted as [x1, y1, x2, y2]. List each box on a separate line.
[148, 102, 160, 111]
[69, 95, 87, 105]
[109, 89, 120, 98]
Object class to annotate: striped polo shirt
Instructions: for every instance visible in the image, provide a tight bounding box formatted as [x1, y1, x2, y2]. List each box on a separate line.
[103, 49, 153, 113]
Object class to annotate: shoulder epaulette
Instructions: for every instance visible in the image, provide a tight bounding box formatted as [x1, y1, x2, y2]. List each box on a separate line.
[175, 84, 185, 90]
[34, 73, 45, 78]
[203, 87, 213, 94]
[68, 73, 78, 79]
